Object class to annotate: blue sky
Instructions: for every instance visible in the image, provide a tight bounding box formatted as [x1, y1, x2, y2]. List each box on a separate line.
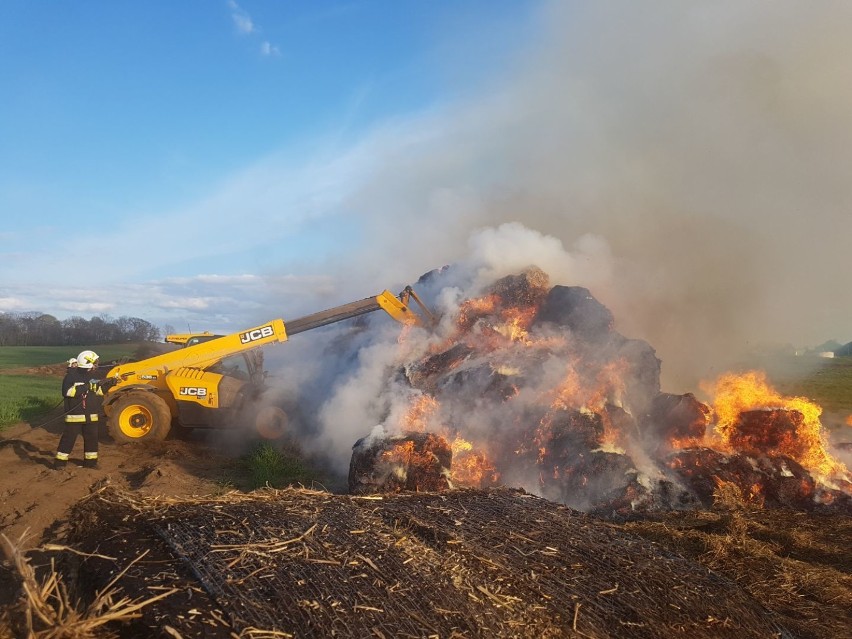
[1, 0, 534, 323]
[3, 1, 852, 387]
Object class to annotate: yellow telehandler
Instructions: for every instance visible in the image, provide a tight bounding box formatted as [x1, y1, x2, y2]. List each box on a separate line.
[101, 287, 434, 444]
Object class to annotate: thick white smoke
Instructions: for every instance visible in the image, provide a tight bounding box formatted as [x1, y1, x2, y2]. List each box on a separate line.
[272, 221, 851, 511]
[302, 224, 614, 474]
[317, 0, 852, 392]
[260, 1, 852, 495]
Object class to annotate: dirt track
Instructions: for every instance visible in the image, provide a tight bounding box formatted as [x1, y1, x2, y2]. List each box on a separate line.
[0, 409, 239, 552]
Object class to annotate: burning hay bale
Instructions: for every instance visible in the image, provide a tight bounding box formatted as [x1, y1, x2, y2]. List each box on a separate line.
[55, 486, 795, 639]
[729, 408, 808, 457]
[349, 431, 452, 495]
[328, 267, 852, 517]
[663, 448, 852, 511]
[340, 267, 852, 516]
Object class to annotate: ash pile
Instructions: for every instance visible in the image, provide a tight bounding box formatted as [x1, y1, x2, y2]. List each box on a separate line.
[60, 486, 791, 639]
[347, 266, 852, 516]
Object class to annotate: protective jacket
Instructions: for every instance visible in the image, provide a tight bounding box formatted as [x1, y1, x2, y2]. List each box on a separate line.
[62, 367, 109, 422]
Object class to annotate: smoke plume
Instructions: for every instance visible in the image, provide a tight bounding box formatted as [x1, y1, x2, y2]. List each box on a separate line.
[321, 0, 852, 392]
[301, 226, 622, 476]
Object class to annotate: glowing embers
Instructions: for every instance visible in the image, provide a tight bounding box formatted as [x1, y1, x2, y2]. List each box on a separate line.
[349, 432, 452, 495]
[665, 448, 820, 510]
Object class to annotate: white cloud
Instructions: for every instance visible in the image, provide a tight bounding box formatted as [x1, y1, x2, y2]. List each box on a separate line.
[157, 297, 211, 311]
[226, 1, 281, 56]
[0, 297, 27, 312]
[260, 41, 280, 57]
[228, 0, 254, 34]
[59, 301, 114, 314]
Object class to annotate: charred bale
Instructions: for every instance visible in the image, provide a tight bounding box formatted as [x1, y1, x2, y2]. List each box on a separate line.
[434, 362, 521, 402]
[663, 448, 846, 511]
[488, 266, 550, 308]
[646, 393, 711, 455]
[404, 343, 474, 391]
[349, 431, 452, 495]
[540, 409, 606, 459]
[533, 285, 614, 342]
[539, 449, 647, 515]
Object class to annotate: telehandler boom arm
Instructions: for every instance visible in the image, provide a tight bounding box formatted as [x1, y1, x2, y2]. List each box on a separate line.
[285, 286, 435, 335]
[110, 287, 432, 381]
[102, 287, 435, 444]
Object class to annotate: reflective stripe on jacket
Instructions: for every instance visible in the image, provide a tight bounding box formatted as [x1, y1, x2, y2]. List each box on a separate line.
[65, 414, 99, 423]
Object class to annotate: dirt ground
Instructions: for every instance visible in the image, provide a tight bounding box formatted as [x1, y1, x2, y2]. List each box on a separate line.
[2, 402, 851, 638]
[0, 403, 294, 638]
[0, 408, 245, 553]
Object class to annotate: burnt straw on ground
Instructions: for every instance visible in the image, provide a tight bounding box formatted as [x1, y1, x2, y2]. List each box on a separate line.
[16, 485, 813, 639]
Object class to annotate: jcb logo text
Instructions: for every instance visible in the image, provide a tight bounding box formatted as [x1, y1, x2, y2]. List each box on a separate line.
[180, 387, 207, 397]
[240, 325, 274, 344]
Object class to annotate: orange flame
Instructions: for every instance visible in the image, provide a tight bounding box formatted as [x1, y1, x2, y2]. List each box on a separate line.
[456, 295, 499, 331]
[379, 440, 415, 467]
[493, 306, 537, 343]
[452, 294, 546, 351]
[450, 436, 498, 487]
[549, 367, 583, 412]
[402, 394, 440, 433]
[399, 394, 497, 487]
[707, 370, 846, 481]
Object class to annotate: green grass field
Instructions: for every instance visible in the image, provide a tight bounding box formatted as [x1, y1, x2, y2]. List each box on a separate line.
[0, 375, 62, 427]
[0, 344, 141, 429]
[0, 344, 141, 370]
[752, 354, 852, 420]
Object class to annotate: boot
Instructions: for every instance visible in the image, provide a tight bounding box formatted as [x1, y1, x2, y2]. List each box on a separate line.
[83, 458, 99, 469]
[53, 459, 68, 470]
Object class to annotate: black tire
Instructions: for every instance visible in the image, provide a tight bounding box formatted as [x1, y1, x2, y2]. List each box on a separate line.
[107, 391, 172, 443]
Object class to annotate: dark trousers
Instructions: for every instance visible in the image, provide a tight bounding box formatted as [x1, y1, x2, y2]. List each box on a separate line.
[57, 420, 99, 457]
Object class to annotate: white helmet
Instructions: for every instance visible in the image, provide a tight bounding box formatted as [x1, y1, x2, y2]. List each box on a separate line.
[67, 357, 78, 367]
[77, 350, 99, 369]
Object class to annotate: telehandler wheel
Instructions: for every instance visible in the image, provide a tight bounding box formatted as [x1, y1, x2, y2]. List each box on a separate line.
[255, 406, 288, 440]
[108, 391, 172, 443]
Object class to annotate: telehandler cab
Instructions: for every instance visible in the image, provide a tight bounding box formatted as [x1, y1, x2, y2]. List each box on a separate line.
[101, 287, 435, 444]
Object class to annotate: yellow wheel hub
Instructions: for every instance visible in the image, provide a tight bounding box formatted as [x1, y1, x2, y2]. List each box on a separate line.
[118, 404, 154, 438]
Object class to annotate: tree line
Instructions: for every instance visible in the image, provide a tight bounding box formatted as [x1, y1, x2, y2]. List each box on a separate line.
[0, 312, 162, 347]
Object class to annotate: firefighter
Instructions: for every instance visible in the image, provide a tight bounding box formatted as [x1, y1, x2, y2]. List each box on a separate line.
[54, 350, 116, 470]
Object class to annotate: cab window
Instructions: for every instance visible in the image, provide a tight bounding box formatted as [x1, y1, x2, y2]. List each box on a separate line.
[213, 355, 250, 380]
